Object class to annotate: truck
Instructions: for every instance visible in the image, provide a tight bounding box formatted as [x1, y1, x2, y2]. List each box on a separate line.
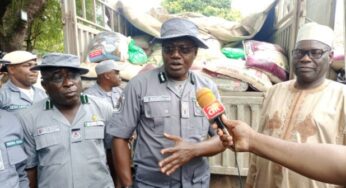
[60, 0, 345, 187]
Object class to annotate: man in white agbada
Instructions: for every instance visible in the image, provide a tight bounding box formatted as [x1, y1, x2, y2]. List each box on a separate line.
[245, 22, 346, 188]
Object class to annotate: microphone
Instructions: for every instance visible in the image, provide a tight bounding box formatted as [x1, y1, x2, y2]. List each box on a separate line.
[196, 88, 229, 135]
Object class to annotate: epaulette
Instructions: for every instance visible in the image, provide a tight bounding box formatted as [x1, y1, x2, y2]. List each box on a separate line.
[45, 100, 53, 110]
[190, 73, 195, 85]
[80, 94, 89, 104]
[158, 72, 167, 83]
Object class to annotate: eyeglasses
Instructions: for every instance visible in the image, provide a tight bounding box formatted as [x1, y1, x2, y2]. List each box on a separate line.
[292, 49, 330, 59]
[162, 45, 196, 55]
[43, 72, 81, 83]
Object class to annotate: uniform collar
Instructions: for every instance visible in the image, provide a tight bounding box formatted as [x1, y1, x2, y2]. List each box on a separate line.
[159, 68, 196, 98]
[7, 80, 36, 92]
[7, 80, 36, 102]
[158, 66, 195, 85]
[45, 94, 89, 110]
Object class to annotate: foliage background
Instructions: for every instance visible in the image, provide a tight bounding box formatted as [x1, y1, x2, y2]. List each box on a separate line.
[30, 0, 63, 54]
[162, 0, 241, 21]
[0, 0, 63, 55]
[0, 0, 241, 54]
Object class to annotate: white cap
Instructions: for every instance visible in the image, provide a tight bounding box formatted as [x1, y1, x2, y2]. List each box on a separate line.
[296, 22, 334, 48]
[3, 51, 37, 65]
[95, 60, 125, 75]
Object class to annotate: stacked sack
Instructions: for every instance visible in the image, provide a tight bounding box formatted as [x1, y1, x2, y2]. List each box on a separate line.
[81, 31, 156, 82]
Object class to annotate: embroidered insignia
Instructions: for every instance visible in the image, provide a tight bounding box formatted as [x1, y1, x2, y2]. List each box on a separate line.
[294, 114, 317, 143]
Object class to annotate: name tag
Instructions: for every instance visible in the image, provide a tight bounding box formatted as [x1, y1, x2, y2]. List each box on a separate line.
[8, 105, 29, 110]
[143, 95, 171, 103]
[5, 139, 23, 148]
[84, 121, 105, 127]
[37, 126, 60, 136]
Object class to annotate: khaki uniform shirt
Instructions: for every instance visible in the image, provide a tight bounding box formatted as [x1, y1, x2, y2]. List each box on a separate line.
[246, 80, 346, 188]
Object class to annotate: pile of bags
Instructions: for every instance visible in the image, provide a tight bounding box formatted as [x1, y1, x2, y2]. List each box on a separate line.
[81, 29, 290, 92]
[196, 39, 289, 92]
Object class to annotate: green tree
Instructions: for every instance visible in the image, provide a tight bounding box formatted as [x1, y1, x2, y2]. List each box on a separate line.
[28, 0, 63, 53]
[0, 0, 47, 52]
[0, 0, 63, 54]
[162, 0, 241, 21]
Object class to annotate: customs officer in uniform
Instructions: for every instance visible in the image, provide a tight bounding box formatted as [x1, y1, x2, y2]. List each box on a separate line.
[0, 51, 47, 112]
[18, 53, 115, 188]
[0, 109, 28, 188]
[83, 59, 125, 187]
[84, 59, 124, 111]
[107, 18, 225, 188]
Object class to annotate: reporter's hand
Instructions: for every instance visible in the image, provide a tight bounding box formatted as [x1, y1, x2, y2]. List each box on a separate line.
[213, 115, 255, 152]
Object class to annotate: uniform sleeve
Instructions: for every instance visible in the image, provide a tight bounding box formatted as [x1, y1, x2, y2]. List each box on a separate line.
[106, 80, 141, 138]
[16, 112, 38, 169]
[210, 81, 221, 102]
[101, 100, 115, 149]
[0, 89, 5, 109]
[208, 79, 222, 136]
[245, 154, 258, 187]
[16, 161, 29, 188]
[6, 112, 30, 187]
[15, 117, 29, 188]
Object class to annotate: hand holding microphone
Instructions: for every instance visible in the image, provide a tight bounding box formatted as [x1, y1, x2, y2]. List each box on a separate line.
[196, 88, 230, 135]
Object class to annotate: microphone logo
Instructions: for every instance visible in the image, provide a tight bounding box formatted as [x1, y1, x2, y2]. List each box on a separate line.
[203, 101, 225, 120]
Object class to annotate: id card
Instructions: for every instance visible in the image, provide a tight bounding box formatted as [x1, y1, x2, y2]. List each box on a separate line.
[181, 101, 190, 118]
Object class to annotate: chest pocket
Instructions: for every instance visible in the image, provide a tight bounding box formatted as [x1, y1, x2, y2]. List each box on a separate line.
[82, 121, 107, 160]
[143, 95, 171, 134]
[191, 98, 209, 139]
[6, 144, 27, 166]
[34, 126, 65, 166]
[84, 121, 105, 140]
